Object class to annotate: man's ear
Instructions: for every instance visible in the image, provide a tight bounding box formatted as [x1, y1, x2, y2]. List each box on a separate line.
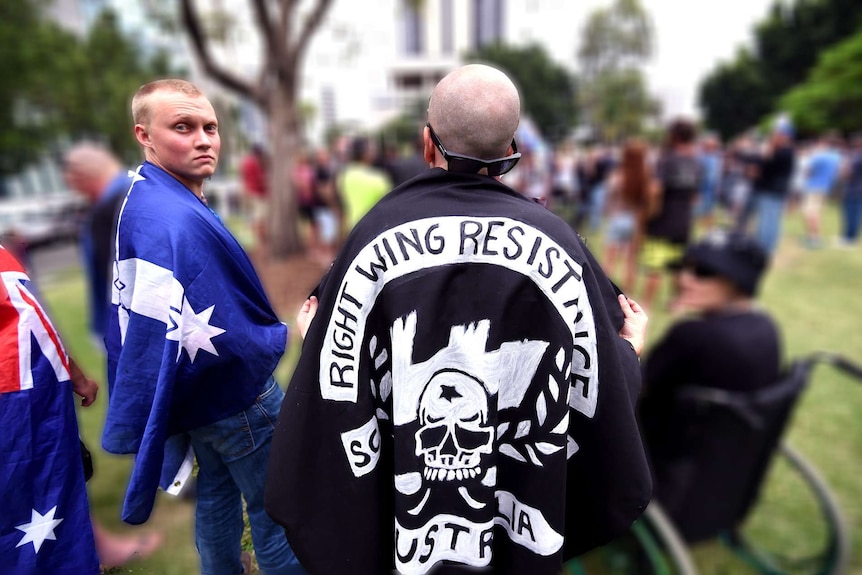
[134, 124, 151, 149]
[423, 126, 436, 166]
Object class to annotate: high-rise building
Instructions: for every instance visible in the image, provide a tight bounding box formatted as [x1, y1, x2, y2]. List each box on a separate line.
[388, 0, 507, 118]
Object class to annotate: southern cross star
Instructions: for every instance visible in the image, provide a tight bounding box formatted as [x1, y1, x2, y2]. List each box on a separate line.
[15, 506, 63, 553]
[166, 296, 226, 363]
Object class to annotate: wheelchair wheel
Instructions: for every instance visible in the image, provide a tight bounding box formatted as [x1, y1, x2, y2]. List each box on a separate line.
[725, 442, 850, 575]
[564, 503, 697, 575]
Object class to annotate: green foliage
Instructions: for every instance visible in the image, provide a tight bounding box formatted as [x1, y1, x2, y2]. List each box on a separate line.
[0, 0, 62, 174]
[699, 0, 862, 139]
[754, 0, 862, 97]
[698, 49, 772, 141]
[0, 1, 180, 176]
[781, 30, 862, 136]
[465, 43, 578, 144]
[577, 0, 656, 142]
[581, 68, 658, 143]
[577, 0, 653, 76]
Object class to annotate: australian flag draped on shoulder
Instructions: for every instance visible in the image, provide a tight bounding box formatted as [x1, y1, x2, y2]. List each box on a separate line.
[0, 245, 99, 575]
[104, 161, 286, 524]
[266, 168, 652, 574]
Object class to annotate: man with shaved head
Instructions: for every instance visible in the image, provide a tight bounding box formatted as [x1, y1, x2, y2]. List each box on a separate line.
[63, 143, 131, 344]
[427, 64, 521, 162]
[267, 65, 651, 574]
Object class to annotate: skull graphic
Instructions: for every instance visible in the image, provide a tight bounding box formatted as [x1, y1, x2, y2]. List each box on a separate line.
[415, 369, 494, 481]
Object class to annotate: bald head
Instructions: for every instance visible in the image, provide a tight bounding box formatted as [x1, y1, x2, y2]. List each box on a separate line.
[427, 64, 520, 160]
[63, 142, 122, 201]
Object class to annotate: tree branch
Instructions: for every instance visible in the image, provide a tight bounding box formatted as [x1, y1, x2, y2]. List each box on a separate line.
[282, 0, 298, 35]
[283, 0, 333, 76]
[250, 0, 280, 64]
[180, 0, 261, 104]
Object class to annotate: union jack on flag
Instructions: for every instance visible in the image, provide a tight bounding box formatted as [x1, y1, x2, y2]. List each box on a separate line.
[0, 248, 70, 393]
[0, 245, 99, 574]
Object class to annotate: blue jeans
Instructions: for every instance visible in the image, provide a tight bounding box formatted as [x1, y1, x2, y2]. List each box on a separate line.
[590, 183, 607, 231]
[755, 193, 786, 255]
[843, 196, 862, 241]
[189, 378, 306, 575]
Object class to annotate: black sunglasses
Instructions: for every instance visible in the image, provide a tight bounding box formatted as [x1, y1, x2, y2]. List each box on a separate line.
[684, 262, 720, 279]
[426, 122, 521, 177]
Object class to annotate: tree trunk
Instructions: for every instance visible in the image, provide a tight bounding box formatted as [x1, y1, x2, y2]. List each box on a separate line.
[267, 86, 303, 258]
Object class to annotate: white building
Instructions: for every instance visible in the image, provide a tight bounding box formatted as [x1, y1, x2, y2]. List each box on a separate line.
[44, 0, 582, 145]
[301, 0, 581, 142]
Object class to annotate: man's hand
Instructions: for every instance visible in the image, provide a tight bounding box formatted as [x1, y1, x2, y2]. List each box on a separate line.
[69, 358, 98, 407]
[618, 294, 648, 357]
[297, 296, 319, 340]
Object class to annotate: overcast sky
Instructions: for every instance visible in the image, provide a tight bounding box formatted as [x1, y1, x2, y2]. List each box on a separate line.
[308, 0, 776, 124]
[546, 0, 776, 118]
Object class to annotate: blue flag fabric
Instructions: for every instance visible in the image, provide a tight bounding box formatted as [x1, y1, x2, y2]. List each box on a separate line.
[103, 162, 286, 524]
[0, 246, 99, 575]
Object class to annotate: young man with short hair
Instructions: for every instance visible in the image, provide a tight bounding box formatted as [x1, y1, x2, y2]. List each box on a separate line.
[104, 79, 304, 575]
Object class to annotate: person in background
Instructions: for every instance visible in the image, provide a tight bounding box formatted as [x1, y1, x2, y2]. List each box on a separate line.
[639, 231, 779, 536]
[576, 145, 614, 232]
[293, 149, 326, 263]
[696, 134, 723, 231]
[312, 146, 342, 261]
[265, 64, 651, 575]
[839, 134, 862, 246]
[507, 147, 549, 207]
[603, 138, 655, 294]
[104, 78, 305, 575]
[739, 124, 796, 256]
[725, 135, 756, 232]
[550, 142, 579, 213]
[801, 133, 844, 249]
[240, 143, 269, 257]
[642, 118, 702, 311]
[337, 136, 392, 233]
[387, 136, 429, 187]
[62, 142, 166, 568]
[63, 143, 131, 345]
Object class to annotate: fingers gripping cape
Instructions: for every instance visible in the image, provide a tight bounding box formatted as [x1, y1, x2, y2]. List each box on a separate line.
[266, 169, 651, 574]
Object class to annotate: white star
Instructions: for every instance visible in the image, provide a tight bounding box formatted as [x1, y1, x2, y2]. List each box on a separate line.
[166, 296, 226, 363]
[128, 168, 146, 184]
[15, 506, 64, 554]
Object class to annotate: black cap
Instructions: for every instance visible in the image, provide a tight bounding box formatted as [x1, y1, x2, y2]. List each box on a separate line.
[681, 231, 768, 296]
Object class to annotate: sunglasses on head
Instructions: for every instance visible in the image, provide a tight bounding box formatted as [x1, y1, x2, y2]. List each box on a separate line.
[426, 122, 521, 177]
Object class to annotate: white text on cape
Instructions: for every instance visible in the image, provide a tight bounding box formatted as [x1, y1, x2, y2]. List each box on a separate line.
[319, 216, 599, 419]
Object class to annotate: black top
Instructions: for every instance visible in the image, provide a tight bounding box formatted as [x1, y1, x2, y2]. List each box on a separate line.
[846, 151, 862, 199]
[747, 145, 796, 197]
[646, 152, 702, 243]
[642, 309, 781, 396]
[639, 309, 784, 542]
[89, 191, 125, 294]
[389, 154, 431, 187]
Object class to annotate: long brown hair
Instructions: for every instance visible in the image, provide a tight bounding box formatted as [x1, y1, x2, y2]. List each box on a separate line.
[618, 139, 650, 208]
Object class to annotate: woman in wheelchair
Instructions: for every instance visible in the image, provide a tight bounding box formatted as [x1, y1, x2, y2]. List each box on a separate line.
[639, 231, 781, 543]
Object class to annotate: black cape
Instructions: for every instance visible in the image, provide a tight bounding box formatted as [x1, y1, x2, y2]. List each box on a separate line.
[266, 169, 651, 574]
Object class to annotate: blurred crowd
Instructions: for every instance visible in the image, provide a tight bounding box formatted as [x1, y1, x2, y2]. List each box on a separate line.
[234, 118, 861, 313]
[501, 120, 862, 310]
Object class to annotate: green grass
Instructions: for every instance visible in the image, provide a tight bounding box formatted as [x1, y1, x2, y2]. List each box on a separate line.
[38, 204, 862, 573]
